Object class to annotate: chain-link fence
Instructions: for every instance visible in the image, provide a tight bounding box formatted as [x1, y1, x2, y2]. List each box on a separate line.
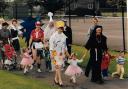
[0, 0, 127, 19]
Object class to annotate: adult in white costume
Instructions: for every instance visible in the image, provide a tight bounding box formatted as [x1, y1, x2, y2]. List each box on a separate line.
[44, 12, 56, 72]
[49, 21, 68, 87]
[44, 12, 56, 41]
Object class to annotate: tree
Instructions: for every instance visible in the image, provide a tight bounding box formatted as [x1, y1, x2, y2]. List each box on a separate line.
[42, 0, 65, 13]
[0, 0, 8, 13]
[106, 0, 126, 16]
[106, 0, 126, 8]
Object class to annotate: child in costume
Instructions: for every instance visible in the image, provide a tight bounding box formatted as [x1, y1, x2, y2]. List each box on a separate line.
[112, 52, 126, 79]
[20, 48, 33, 74]
[44, 46, 51, 72]
[65, 53, 84, 84]
[101, 50, 115, 80]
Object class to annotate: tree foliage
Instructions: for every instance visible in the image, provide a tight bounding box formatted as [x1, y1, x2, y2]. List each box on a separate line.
[106, 0, 126, 7]
[0, 0, 8, 12]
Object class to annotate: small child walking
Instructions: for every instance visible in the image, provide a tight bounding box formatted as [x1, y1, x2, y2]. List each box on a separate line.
[43, 39, 52, 72]
[20, 48, 33, 74]
[65, 53, 84, 84]
[101, 50, 115, 80]
[112, 51, 126, 79]
[43, 46, 51, 72]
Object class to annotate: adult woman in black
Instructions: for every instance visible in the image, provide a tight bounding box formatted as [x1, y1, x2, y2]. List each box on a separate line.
[84, 25, 107, 84]
[10, 20, 22, 52]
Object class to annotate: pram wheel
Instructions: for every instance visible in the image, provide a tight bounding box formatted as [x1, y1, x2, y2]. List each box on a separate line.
[4, 58, 18, 71]
[7, 66, 10, 71]
[4, 64, 11, 71]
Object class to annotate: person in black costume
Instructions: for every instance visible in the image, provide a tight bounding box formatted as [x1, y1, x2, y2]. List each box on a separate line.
[84, 25, 107, 84]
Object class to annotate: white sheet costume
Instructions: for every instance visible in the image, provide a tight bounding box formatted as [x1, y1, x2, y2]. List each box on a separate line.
[44, 24, 56, 41]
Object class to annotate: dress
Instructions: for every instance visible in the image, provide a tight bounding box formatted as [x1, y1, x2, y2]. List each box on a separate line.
[20, 52, 33, 65]
[49, 31, 67, 55]
[65, 59, 83, 76]
[54, 55, 64, 66]
[10, 25, 21, 51]
[49, 31, 67, 71]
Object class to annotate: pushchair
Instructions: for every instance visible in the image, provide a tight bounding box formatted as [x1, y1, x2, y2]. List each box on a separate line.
[3, 43, 17, 70]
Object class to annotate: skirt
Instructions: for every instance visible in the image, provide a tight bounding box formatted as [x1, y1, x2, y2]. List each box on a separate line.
[65, 65, 83, 76]
[20, 58, 33, 66]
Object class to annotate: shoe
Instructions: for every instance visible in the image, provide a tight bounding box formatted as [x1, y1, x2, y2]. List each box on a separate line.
[103, 77, 109, 81]
[70, 79, 72, 83]
[120, 77, 124, 80]
[24, 68, 27, 74]
[59, 83, 64, 87]
[85, 71, 89, 77]
[37, 69, 42, 73]
[91, 79, 97, 83]
[30, 65, 33, 70]
[111, 73, 115, 78]
[48, 70, 53, 72]
[96, 80, 104, 84]
[54, 80, 58, 84]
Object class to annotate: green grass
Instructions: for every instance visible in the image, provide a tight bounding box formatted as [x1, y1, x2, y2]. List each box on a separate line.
[0, 71, 58, 89]
[102, 12, 127, 17]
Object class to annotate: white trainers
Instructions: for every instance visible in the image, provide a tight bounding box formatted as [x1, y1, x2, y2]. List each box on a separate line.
[30, 65, 33, 70]
[24, 68, 28, 74]
[37, 69, 42, 73]
[120, 77, 124, 80]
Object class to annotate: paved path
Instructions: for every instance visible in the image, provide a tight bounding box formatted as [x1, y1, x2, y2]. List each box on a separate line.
[14, 59, 128, 89]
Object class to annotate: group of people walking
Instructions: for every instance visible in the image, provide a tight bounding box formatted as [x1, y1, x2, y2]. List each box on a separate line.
[0, 15, 127, 87]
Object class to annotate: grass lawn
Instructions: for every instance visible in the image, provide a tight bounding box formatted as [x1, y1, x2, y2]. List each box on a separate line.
[102, 12, 127, 17]
[0, 70, 58, 89]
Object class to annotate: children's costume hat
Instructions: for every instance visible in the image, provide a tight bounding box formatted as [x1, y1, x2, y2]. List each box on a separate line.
[35, 21, 41, 26]
[55, 21, 64, 28]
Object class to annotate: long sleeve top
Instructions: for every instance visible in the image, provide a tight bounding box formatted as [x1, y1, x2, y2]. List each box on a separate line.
[44, 25, 56, 40]
[49, 31, 67, 54]
[68, 59, 83, 66]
